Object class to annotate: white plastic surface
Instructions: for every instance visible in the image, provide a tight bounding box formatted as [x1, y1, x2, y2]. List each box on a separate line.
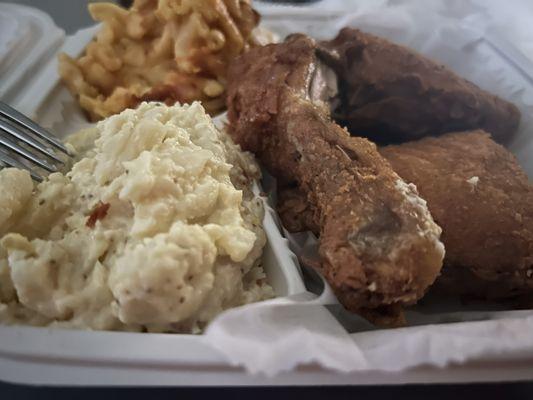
[0, 3, 64, 106]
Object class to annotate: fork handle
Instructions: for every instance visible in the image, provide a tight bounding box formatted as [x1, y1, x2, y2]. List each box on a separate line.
[0, 101, 70, 155]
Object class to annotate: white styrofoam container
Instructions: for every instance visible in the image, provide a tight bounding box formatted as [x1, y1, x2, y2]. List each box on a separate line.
[0, 3, 64, 106]
[1, 4, 533, 386]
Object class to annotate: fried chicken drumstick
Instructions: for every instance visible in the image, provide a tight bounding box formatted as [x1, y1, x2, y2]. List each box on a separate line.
[323, 28, 520, 144]
[381, 131, 533, 300]
[227, 34, 444, 326]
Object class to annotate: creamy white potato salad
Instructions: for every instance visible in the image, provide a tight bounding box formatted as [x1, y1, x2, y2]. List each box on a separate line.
[0, 102, 272, 333]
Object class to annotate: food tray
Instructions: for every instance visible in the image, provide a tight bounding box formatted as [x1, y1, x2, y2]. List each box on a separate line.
[2, 3, 533, 386]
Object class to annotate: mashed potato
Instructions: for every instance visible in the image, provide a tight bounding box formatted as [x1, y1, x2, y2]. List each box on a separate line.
[0, 102, 273, 333]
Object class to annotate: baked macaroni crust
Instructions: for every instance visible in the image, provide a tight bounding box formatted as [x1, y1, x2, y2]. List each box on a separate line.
[59, 0, 260, 120]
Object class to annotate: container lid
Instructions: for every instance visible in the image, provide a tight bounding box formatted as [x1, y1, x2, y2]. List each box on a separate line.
[0, 3, 64, 105]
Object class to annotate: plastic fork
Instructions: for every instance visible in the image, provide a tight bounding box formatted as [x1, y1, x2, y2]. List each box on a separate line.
[0, 101, 71, 182]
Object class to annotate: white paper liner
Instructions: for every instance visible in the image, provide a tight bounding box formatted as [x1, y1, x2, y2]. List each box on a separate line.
[205, 294, 370, 376]
[352, 312, 533, 371]
[204, 300, 533, 376]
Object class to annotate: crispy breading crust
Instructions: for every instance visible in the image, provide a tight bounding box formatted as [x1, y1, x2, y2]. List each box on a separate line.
[381, 131, 533, 299]
[323, 28, 520, 144]
[227, 35, 444, 325]
[277, 186, 320, 234]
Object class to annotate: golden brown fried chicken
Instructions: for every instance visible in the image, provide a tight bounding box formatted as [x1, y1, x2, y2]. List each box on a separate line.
[381, 131, 533, 300]
[277, 186, 319, 234]
[324, 28, 520, 144]
[227, 34, 444, 326]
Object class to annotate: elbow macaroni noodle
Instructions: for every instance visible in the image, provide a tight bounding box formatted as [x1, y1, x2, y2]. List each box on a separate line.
[59, 0, 260, 120]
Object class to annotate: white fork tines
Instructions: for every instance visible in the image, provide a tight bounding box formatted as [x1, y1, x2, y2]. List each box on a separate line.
[0, 101, 71, 182]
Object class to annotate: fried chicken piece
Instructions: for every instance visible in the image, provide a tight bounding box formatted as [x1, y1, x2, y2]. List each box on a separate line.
[277, 186, 319, 234]
[227, 34, 444, 326]
[381, 131, 533, 300]
[323, 28, 520, 144]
